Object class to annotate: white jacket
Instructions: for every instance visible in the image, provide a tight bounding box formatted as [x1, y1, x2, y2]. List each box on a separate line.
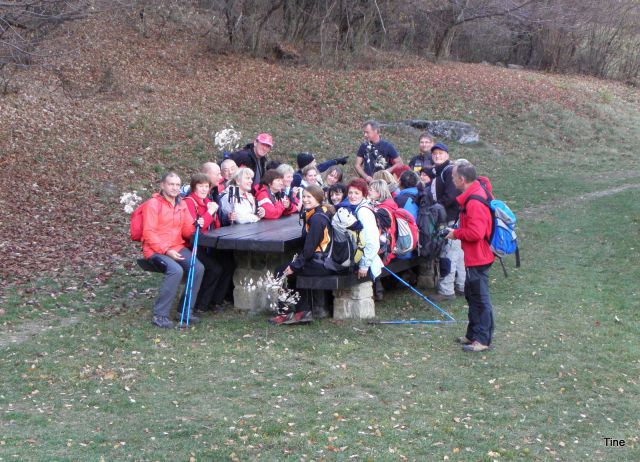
[220, 186, 260, 224]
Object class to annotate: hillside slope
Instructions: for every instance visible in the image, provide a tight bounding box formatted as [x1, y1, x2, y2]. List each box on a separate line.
[1, 12, 638, 296]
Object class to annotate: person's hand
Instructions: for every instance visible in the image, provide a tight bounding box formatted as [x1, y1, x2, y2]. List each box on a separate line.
[257, 207, 266, 218]
[282, 196, 291, 208]
[445, 228, 456, 240]
[207, 202, 219, 215]
[196, 217, 205, 227]
[284, 266, 294, 276]
[357, 267, 368, 279]
[166, 249, 184, 261]
[365, 175, 373, 183]
[229, 211, 237, 223]
[336, 156, 349, 165]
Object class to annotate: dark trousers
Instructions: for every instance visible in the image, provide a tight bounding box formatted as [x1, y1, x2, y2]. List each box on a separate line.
[276, 261, 335, 313]
[464, 264, 494, 346]
[195, 248, 235, 310]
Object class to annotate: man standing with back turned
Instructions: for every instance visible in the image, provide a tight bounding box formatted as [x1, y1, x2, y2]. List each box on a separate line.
[445, 160, 495, 352]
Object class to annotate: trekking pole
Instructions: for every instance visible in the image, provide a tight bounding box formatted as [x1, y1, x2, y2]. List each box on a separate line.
[179, 223, 201, 328]
[382, 266, 456, 321]
[368, 319, 461, 325]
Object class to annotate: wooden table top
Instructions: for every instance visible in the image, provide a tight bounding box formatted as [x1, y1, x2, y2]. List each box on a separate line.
[197, 215, 304, 252]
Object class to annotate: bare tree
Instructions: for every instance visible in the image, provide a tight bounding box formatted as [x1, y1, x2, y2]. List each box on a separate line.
[0, 1, 103, 92]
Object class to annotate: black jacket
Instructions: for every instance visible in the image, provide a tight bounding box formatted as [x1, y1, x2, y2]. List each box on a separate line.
[290, 206, 332, 272]
[431, 160, 460, 222]
[229, 143, 267, 185]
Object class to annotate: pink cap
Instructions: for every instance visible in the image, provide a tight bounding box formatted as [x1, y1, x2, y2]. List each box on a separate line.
[256, 133, 273, 147]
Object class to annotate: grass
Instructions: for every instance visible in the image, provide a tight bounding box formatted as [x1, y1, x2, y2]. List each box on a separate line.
[2, 65, 640, 461]
[2, 189, 639, 461]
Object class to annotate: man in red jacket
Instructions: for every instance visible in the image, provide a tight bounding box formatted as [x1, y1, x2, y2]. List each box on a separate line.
[445, 160, 495, 352]
[142, 172, 204, 328]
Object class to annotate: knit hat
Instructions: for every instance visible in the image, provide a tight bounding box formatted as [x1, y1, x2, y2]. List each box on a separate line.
[297, 152, 315, 170]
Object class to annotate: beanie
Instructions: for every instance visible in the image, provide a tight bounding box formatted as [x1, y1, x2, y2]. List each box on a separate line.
[297, 152, 315, 170]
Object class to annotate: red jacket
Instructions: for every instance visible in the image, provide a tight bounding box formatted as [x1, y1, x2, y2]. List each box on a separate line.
[453, 178, 495, 267]
[254, 184, 295, 219]
[184, 192, 220, 231]
[141, 193, 196, 259]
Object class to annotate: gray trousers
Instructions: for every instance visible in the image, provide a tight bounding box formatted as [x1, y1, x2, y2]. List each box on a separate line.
[437, 231, 465, 295]
[151, 248, 204, 318]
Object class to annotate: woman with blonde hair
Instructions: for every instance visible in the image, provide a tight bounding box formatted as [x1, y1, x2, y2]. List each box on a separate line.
[373, 169, 399, 197]
[220, 167, 265, 224]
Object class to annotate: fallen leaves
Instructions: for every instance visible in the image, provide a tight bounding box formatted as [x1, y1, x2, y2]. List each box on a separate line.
[0, 11, 603, 297]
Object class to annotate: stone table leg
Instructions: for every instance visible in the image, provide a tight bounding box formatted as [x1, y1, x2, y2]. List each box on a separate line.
[232, 250, 296, 313]
[333, 280, 375, 320]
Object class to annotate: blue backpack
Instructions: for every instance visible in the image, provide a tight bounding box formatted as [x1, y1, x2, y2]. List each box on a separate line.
[465, 179, 520, 277]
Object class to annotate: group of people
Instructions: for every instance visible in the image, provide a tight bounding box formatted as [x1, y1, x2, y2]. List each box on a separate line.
[138, 121, 496, 352]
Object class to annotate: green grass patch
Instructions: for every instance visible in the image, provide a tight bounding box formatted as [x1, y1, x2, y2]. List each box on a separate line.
[2, 190, 638, 460]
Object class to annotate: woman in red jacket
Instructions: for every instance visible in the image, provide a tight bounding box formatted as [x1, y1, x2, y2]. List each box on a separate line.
[254, 169, 296, 219]
[185, 173, 234, 313]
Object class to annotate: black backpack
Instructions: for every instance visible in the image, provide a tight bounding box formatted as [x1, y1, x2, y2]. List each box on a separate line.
[312, 209, 359, 273]
[416, 186, 448, 259]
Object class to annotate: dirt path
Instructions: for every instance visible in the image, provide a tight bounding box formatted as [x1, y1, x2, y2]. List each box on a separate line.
[520, 182, 640, 219]
[0, 316, 79, 348]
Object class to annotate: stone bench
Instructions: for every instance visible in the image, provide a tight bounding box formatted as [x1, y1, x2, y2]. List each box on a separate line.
[296, 257, 421, 320]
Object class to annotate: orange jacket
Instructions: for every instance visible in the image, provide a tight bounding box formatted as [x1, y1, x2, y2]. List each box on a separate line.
[141, 193, 196, 259]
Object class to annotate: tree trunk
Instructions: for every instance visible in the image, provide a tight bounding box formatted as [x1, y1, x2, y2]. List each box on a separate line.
[435, 25, 457, 60]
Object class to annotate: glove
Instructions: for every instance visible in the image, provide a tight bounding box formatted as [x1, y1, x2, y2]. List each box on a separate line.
[336, 156, 349, 165]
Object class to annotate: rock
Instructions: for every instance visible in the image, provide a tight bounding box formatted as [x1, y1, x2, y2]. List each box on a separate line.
[507, 64, 524, 70]
[403, 120, 480, 144]
[495, 61, 506, 67]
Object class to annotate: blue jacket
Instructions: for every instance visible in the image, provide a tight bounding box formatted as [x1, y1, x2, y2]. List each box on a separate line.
[394, 187, 419, 221]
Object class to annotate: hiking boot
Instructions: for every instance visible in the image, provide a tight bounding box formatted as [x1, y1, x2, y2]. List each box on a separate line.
[463, 341, 490, 353]
[283, 310, 313, 325]
[210, 304, 226, 313]
[430, 293, 456, 302]
[455, 289, 465, 297]
[374, 292, 384, 301]
[175, 314, 201, 325]
[152, 316, 174, 329]
[455, 336, 472, 345]
[312, 305, 330, 319]
[268, 313, 290, 325]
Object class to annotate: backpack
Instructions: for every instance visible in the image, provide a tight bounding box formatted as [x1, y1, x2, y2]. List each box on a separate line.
[392, 208, 419, 259]
[321, 204, 376, 272]
[464, 178, 521, 277]
[416, 187, 448, 259]
[373, 205, 396, 265]
[130, 198, 160, 242]
[316, 208, 357, 272]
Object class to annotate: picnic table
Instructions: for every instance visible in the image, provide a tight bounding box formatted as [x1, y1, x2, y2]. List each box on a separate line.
[198, 215, 303, 311]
